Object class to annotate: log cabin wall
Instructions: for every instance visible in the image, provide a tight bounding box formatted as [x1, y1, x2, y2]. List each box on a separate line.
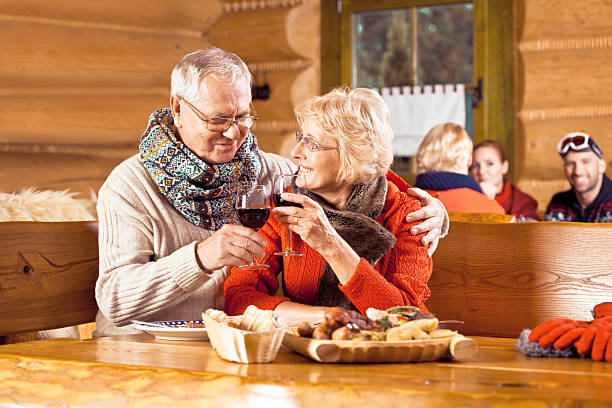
[514, 0, 612, 211]
[0, 0, 319, 198]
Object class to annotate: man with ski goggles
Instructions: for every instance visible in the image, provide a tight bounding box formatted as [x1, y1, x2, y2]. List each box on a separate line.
[545, 132, 611, 223]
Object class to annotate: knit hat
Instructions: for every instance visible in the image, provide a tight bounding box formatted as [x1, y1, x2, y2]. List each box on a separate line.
[557, 132, 603, 159]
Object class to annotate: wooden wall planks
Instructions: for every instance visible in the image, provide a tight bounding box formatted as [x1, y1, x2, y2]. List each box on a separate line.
[1, 21, 212, 88]
[208, 8, 304, 62]
[0, 0, 222, 33]
[520, 49, 612, 111]
[515, 0, 612, 210]
[519, 0, 612, 41]
[0, 150, 133, 195]
[3, 94, 168, 145]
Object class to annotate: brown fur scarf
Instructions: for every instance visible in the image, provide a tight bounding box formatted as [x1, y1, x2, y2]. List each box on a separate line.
[302, 176, 396, 311]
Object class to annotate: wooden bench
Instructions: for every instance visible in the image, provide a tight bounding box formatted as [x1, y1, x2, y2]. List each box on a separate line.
[0, 221, 99, 344]
[448, 211, 516, 223]
[428, 220, 612, 338]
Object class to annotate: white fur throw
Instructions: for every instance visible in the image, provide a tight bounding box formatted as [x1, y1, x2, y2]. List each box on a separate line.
[0, 188, 97, 339]
[0, 188, 96, 222]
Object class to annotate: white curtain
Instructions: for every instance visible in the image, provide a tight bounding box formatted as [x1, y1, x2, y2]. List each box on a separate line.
[381, 84, 466, 157]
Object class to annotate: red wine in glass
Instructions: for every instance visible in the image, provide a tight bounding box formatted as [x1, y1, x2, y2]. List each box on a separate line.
[272, 193, 303, 209]
[236, 185, 271, 268]
[237, 207, 271, 230]
[273, 174, 304, 256]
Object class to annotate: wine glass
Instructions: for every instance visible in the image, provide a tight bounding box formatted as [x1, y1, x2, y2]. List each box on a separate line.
[273, 174, 305, 257]
[236, 185, 271, 268]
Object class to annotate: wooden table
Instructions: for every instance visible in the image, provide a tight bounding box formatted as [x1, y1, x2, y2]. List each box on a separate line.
[1, 335, 611, 407]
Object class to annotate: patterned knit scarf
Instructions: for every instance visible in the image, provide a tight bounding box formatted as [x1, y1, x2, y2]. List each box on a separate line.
[302, 176, 396, 311]
[139, 108, 261, 230]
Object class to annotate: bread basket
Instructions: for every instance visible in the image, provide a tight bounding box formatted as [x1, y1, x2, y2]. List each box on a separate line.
[201, 313, 286, 363]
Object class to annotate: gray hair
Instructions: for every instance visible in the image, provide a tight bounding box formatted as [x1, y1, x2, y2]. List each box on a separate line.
[170, 47, 252, 102]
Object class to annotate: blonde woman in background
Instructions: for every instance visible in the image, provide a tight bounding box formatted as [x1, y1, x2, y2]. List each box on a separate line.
[414, 123, 505, 214]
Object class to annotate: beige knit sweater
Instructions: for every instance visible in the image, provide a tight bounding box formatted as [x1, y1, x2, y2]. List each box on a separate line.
[94, 152, 295, 337]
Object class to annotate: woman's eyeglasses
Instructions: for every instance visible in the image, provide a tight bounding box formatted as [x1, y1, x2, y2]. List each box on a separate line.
[295, 131, 338, 152]
[179, 97, 258, 132]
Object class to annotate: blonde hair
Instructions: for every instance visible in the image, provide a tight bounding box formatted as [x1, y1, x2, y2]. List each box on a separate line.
[416, 123, 473, 174]
[294, 87, 394, 184]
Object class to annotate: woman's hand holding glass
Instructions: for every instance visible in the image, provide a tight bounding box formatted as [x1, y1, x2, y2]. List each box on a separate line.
[272, 174, 305, 257]
[272, 192, 339, 257]
[272, 192, 361, 284]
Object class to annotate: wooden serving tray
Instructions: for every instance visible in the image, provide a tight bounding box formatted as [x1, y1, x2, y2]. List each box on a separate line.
[282, 331, 477, 363]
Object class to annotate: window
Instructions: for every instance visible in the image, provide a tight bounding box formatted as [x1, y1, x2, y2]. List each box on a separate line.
[321, 0, 514, 180]
[351, 2, 474, 175]
[353, 3, 473, 88]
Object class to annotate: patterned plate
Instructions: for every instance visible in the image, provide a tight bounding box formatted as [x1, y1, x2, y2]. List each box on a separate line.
[132, 320, 208, 341]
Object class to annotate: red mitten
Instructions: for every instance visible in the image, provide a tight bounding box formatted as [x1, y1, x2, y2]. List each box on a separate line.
[591, 327, 610, 362]
[606, 332, 612, 362]
[553, 326, 587, 350]
[593, 302, 612, 319]
[526, 303, 612, 360]
[575, 318, 612, 361]
[528, 318, 579, 347]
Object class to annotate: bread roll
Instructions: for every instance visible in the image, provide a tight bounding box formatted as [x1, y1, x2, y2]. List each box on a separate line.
[386, 325, 430, 341]
[429, 329, 457, 339]
[401, 318, 439, 333]
[203, 309, 239, 328]
[240, 305, 280, 332]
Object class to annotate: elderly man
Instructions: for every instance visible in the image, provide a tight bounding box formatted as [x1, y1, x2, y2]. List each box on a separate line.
[94, 47, 448, 336]
[545, 132, 612, 222]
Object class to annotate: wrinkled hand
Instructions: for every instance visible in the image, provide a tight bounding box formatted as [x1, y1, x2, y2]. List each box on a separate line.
[271, 192, 341, 256]
[403, 187, 445, 257]
[478, 181, 498, 200]
[195, 224, 267, 270]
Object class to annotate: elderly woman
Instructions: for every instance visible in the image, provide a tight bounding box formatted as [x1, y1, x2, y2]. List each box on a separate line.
[224, 87, 433, 325]
[414, 123, 505, 214]
[469, 140, 539, 221]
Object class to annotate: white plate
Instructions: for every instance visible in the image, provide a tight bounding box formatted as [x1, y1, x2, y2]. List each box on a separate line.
[132, 320, 209, 341]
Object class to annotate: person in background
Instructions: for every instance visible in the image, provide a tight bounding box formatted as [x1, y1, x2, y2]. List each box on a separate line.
[224, 87, 432, 326]
[545, 132, 611, 222]
[94, 48, 448, 336]
[469, 140, 539, 221]
[414, 123, 505, 215]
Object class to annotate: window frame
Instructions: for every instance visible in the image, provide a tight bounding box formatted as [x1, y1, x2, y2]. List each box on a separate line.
[321, 0, 515, 179]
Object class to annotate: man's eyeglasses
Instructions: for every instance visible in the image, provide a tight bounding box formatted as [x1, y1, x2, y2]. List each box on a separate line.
[295, 131, 338, 152]
[179, 97, 258, 132]
[557, 131, 602, 158]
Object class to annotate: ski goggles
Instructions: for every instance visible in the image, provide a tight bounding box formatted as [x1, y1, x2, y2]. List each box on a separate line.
[557, 132, 603, 158]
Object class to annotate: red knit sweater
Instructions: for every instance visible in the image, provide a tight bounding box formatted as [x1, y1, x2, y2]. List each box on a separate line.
[495, 179, 540, 220]
[224, 181, 433, 316]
